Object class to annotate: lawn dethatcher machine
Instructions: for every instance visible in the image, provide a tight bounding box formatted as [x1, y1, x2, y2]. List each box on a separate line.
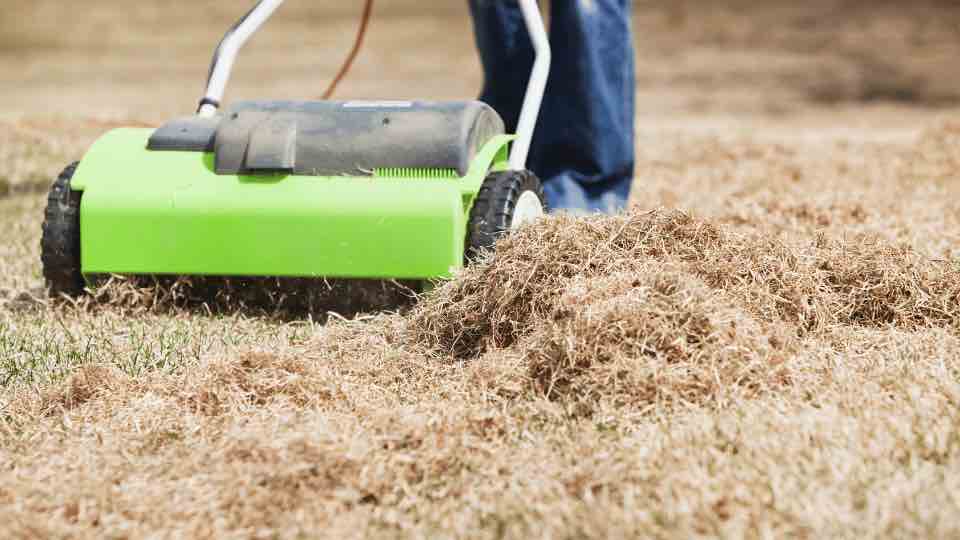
[40, 0, 551, 301]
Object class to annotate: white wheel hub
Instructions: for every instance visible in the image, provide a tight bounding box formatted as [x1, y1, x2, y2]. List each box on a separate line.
[510, 190, 545, 230]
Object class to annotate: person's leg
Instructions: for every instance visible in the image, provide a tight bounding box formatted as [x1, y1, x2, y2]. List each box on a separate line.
[467, 0, 533, 133]
[534, 0, 635, 213]
[468, 0, 635, 213]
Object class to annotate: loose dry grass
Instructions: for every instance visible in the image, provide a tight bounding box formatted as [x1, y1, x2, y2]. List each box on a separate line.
[5, 167, 960, 537]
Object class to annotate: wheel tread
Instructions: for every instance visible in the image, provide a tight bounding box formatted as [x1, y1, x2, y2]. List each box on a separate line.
[40, 162, 85, 296]
[465, 169, 546, 262]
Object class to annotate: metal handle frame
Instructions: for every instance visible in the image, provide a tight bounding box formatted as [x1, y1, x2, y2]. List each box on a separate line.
[197, 0, 551, 172]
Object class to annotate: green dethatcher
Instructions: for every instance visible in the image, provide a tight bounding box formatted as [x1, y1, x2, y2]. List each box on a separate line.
[39, 0, 552, 297]
[70, 129, 512, 281]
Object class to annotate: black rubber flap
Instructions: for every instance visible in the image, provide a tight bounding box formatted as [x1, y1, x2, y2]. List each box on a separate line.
[244, 117, 297, 172]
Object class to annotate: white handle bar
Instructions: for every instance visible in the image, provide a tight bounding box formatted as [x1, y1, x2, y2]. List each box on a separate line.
[508, 0, 551, 171]
[197, 0, 550, 171]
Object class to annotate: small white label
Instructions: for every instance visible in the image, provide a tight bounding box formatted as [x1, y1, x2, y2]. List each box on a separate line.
[342, 100, 414, 109]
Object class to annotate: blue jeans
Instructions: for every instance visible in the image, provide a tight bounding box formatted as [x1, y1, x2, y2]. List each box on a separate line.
[468, 0, 635, 213]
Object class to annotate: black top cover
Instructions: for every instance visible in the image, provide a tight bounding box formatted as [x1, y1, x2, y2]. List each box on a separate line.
[147, 100, 506, 177]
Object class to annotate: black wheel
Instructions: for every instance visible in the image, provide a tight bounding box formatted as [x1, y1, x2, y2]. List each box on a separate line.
[466, 169, 546, 262]
[41, 162, 85, 297]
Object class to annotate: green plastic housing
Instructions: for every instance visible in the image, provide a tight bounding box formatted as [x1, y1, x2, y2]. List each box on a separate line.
[70, 129, 512, 280]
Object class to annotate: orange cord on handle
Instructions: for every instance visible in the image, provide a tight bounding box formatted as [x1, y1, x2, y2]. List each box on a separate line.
[321, 0, 374, 99]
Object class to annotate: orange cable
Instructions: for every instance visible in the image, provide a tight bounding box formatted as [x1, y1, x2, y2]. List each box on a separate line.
[321, 0, 374, 100]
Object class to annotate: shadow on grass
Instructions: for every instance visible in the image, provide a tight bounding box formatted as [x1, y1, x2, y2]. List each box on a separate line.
[61, 275, 423, 322]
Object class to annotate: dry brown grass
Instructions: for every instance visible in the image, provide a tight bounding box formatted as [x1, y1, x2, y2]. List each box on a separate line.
[4, 191, 960, 537]
[3, 1, 960, 538]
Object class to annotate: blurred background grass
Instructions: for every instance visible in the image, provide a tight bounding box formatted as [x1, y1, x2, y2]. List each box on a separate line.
[3, 0, 960, 118]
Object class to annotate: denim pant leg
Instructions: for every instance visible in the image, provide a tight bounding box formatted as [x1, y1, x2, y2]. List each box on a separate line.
[468, 0, 636, 213]
[468, 0, 534, 134]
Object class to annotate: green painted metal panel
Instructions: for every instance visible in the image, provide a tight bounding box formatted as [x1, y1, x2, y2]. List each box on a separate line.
[71, 129, 512, 280]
